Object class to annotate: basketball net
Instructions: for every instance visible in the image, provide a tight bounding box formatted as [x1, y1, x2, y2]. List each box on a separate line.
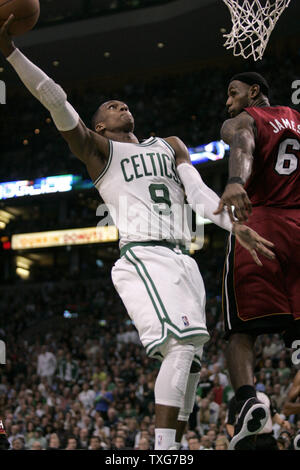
[222, 0, 291, 61]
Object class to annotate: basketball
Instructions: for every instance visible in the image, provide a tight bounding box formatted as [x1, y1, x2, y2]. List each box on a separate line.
[0, 0, 40, 36]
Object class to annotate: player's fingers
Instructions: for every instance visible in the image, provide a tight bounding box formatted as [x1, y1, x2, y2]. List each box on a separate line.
[233, 204, 248, 222]
[213, 200, 225, 215]
[256, 235, 275, 248]
[250, 249, 262, 266]
[256, 243, 276, 260]
[226, 205, 235, 222]
[230, 195, 250, 221]
[242, 192, 252, 213]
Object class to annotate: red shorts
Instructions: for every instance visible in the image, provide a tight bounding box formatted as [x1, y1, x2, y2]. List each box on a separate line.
[222, 206, 300, 341]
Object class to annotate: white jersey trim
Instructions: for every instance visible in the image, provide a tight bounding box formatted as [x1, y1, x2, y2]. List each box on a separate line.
[93, 139, 113, 186]
[159, 138, 176, 157]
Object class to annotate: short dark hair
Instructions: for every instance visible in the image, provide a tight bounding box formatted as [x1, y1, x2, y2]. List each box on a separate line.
[91, 107, 102, 131]
[230, 72, 270, 97]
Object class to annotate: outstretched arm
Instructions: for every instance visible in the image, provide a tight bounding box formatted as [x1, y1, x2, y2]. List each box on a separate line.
[0, 15, 108, 181]
[166, 136, 275, 266]
[214, 112, 255, 222]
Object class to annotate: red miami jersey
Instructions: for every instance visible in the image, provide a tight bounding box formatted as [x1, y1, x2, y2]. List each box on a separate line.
[244, 106, 300, 208]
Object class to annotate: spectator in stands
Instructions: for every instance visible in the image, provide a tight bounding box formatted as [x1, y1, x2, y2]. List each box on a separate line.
[78, 428, 89, 449]
[47, 433, 61, 450]
[65, 437, 78, 450]
[7, 423, 24, 447]
[211, 374, 224, 406]
[196, 394, 219, 436]
[197, 367, 214, 398]
[209, 364, 228, 388]
[94, 381, 114, 420]
[112, 435, 127, 450]
[26, 427, 47, 450]
[11, 437, 25, 450]
[271, 383, 286, 411]
[37, 346, 57, 385]
[215, 435, 229, 450]
[89, 435, 102, 450]
[31, 441, 44, 450]
[78, 382, 96, 410]
[277, 360, 291, 384]
[136, 436, 151, 450]
[56, 352, 79, 384]
[187, 435, 201, 450]
[200, 434, 214, 450]
[24, 421, 35, 446]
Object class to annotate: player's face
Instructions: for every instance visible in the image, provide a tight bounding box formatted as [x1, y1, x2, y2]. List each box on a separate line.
[226, 81, 250, 117]
[98, 100, 134, 132]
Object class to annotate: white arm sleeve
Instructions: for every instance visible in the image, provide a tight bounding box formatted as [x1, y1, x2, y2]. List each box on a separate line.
[7, 48, 79, 131]
[177, 162, 233, 232]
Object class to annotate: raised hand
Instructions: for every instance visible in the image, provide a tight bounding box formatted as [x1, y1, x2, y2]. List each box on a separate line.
[0, 14, 16, 58]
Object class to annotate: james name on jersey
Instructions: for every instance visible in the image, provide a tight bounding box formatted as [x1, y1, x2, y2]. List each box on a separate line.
[269, 117, 300, 134]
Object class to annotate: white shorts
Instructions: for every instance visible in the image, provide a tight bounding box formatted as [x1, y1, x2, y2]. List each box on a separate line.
[111, 243, 210, 364]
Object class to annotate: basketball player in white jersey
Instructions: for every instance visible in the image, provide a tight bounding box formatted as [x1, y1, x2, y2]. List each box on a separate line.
[0, 15, 276, 450]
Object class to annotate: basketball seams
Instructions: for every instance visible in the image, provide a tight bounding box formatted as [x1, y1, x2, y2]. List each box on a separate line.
[0, 9, 39, 26]
[0, 9, 40, 22]
[0, 0, 40, 30]
[0, 0, 14, 9]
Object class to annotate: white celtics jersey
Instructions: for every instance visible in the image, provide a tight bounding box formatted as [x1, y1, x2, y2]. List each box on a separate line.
[94, 137, 193, 249]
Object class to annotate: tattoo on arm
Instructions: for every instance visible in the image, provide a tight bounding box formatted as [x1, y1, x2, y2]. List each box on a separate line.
[221, 116, 255, 184]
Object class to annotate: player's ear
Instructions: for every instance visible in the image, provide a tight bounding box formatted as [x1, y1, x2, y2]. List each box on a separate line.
[96, 121, 105, 133]
[249, 84, 260, 99]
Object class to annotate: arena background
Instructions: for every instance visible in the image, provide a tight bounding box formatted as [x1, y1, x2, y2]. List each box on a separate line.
[0, 0, 299, 451]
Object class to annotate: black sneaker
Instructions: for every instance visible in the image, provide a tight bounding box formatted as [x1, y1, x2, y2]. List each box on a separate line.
[228, 397, 269, 450]
[294, 433, 300, 450]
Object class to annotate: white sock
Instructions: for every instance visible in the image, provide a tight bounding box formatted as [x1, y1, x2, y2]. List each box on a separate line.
[155, 428, 176, 450]
[174, 441, 181, 450]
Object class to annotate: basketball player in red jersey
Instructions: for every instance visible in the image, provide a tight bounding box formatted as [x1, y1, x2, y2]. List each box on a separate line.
[214, 72, 300, 449]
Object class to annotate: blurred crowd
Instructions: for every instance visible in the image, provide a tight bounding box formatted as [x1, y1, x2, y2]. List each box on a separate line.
[0, 247, 299, 450]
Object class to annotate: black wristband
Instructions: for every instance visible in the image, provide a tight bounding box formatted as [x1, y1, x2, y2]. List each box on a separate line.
[227, 177, 245, 185]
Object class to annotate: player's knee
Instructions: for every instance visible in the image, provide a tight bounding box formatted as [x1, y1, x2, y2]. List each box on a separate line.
[154, 341, 196, 408]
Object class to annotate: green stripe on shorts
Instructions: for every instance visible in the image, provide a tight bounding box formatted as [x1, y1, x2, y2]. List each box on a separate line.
[127, 248, 209, 357]
[125, 252, 165, 323]
[129, 248, 171, 323]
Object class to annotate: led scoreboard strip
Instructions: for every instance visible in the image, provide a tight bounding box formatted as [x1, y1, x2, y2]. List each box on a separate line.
[11, 226, 119, 250]
[0, 174, 92, 200]
[0, 141, 229, 200]
[189, 140, 229, 164]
